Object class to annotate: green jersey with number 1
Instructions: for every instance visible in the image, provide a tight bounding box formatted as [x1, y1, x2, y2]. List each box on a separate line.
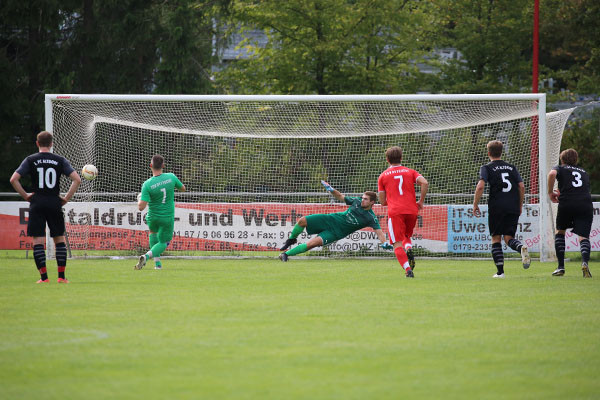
[140, 173, 183, 219]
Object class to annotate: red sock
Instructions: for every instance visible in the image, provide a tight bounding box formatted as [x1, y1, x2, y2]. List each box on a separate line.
[394, 246, 409, 269]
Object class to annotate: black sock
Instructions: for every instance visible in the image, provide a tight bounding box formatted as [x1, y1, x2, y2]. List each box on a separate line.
[507, 238, 523, 253]
[580, 239, 591, 264]
[33, 244, 48, 280]
[56, 242, 67, 279]
[491, 242, 504, 274]
[555, 234, 565, 268]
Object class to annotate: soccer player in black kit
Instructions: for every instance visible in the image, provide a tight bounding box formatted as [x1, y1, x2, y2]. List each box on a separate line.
[473, 140, 531, 278]
[547, 148, 593, 278]
[9, 131, 81, 283]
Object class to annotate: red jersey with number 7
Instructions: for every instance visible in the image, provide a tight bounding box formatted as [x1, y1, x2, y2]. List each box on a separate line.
[378, 165, 422, 216]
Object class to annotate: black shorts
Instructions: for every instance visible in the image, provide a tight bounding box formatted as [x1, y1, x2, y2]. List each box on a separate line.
[556, 202, 593, 238]
[27, 195, 65, 237]
[488, 212, 519, 237]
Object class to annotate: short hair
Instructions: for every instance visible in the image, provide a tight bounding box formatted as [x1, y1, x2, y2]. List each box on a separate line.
[37, 131, 53, 147]
[151, 154, 165, 170]
[487, 140, 503, 158]
[385, 146, 403, 164]
[560, 148, 578, 166]
[364, 191, 377, 202]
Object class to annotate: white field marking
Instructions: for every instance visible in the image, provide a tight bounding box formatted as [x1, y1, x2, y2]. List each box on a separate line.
[0, 328, 109, 351]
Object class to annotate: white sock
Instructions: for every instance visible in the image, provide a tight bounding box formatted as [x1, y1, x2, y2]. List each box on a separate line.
[145, 251, 153, 260]
[403, 262, 410, 270]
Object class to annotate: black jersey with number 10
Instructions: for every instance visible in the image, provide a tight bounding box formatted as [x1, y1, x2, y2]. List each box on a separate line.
[15, 152, 75, 197]
[479, 160, 523, 214]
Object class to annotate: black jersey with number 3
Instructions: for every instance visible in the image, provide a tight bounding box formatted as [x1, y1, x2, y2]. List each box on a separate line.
[15, 152, 75, 197]
[553, 164, 592, 204]
[479, 160, 523, 214]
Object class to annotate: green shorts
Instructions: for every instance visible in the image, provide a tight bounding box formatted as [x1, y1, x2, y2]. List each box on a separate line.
[146, 215, 175, 243]
[305, 214, 345, 246]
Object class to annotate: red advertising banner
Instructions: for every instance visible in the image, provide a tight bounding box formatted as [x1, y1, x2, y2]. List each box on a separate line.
[0, 202, 448, 252]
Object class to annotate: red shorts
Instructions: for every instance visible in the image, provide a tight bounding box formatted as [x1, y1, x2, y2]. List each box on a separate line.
[387, 214, 418, 244]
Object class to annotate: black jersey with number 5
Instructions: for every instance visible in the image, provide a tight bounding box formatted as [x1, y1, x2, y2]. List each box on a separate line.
[479, 160, 523, 214]
[15, 152, 75, 197]
[553, 164, 591, 204]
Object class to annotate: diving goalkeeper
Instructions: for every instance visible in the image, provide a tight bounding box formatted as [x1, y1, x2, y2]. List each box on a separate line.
[279, 181, 392, 261]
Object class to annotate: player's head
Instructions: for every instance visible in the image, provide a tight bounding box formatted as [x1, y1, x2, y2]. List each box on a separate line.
[385, 146, 403, 164]
[36, 131, 53, 149]
[151, 154, 165, 170]
[361, 191, 377, 209]
[560, 148, 578, 166]
[486, 140, 503, 159]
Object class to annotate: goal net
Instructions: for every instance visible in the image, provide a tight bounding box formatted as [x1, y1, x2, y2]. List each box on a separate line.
[45, 94, 573, 260]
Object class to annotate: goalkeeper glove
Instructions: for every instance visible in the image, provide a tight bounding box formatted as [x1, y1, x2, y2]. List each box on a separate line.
[321, 180, 335, 192]
[380, 243, 393, 250]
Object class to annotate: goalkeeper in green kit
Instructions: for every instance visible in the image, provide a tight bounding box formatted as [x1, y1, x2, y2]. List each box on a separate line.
[279, 181, 392, 261]
[135, 155, 186, 270]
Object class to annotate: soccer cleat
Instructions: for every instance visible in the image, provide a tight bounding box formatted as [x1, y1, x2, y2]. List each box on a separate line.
[134, 255, 146, 270]
[36, 279, 49, 283]
[582, 262, 592, 278]
[521, 245, 531, 269]
[552, 268, 565, 276]
[154, 265, 162, 270]
[407, 248, 416, 271]
[493, 273, 505, 278]
[405, 269, 414, 278]
[280, 238, 297, 251]
[279, 253, 289, 262]
[57, 278, 70, 283]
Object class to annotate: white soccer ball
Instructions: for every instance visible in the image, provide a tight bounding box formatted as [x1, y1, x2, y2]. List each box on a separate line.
[81, 164, 98, 181]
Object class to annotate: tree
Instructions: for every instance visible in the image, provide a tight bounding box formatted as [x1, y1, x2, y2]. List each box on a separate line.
[216, 0, 437, 94]
[430, 0, 534, 93]
[0, 1, 226, 192]
[560, 108, 600, 193]
[539, 0, 600, 95]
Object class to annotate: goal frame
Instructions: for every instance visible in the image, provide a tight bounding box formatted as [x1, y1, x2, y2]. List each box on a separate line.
[44, 93, 553, 261]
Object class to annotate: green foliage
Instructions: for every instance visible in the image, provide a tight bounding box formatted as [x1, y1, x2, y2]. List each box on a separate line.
[560, 107, 600, 193]
[0, 0, 227, 192]
[216, 0, 437, 94]
[430, 0, 533, 93]
[539, 0, 600, 94]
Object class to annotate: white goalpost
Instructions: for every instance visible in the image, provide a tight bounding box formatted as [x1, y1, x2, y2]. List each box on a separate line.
[45, 94, 574, 261]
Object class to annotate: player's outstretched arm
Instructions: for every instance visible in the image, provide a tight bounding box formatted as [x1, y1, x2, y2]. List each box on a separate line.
[321, 180, 345, 202]
[547, 170, 559, 203]
[472, 179, 485, 217]
[374, 229, 393, 249]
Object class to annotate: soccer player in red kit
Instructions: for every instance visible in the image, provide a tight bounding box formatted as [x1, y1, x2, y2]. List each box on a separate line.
[378, 146, 429, 278]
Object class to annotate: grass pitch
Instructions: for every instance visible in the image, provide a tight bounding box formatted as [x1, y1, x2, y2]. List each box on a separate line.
[1, 254, 598, 400]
